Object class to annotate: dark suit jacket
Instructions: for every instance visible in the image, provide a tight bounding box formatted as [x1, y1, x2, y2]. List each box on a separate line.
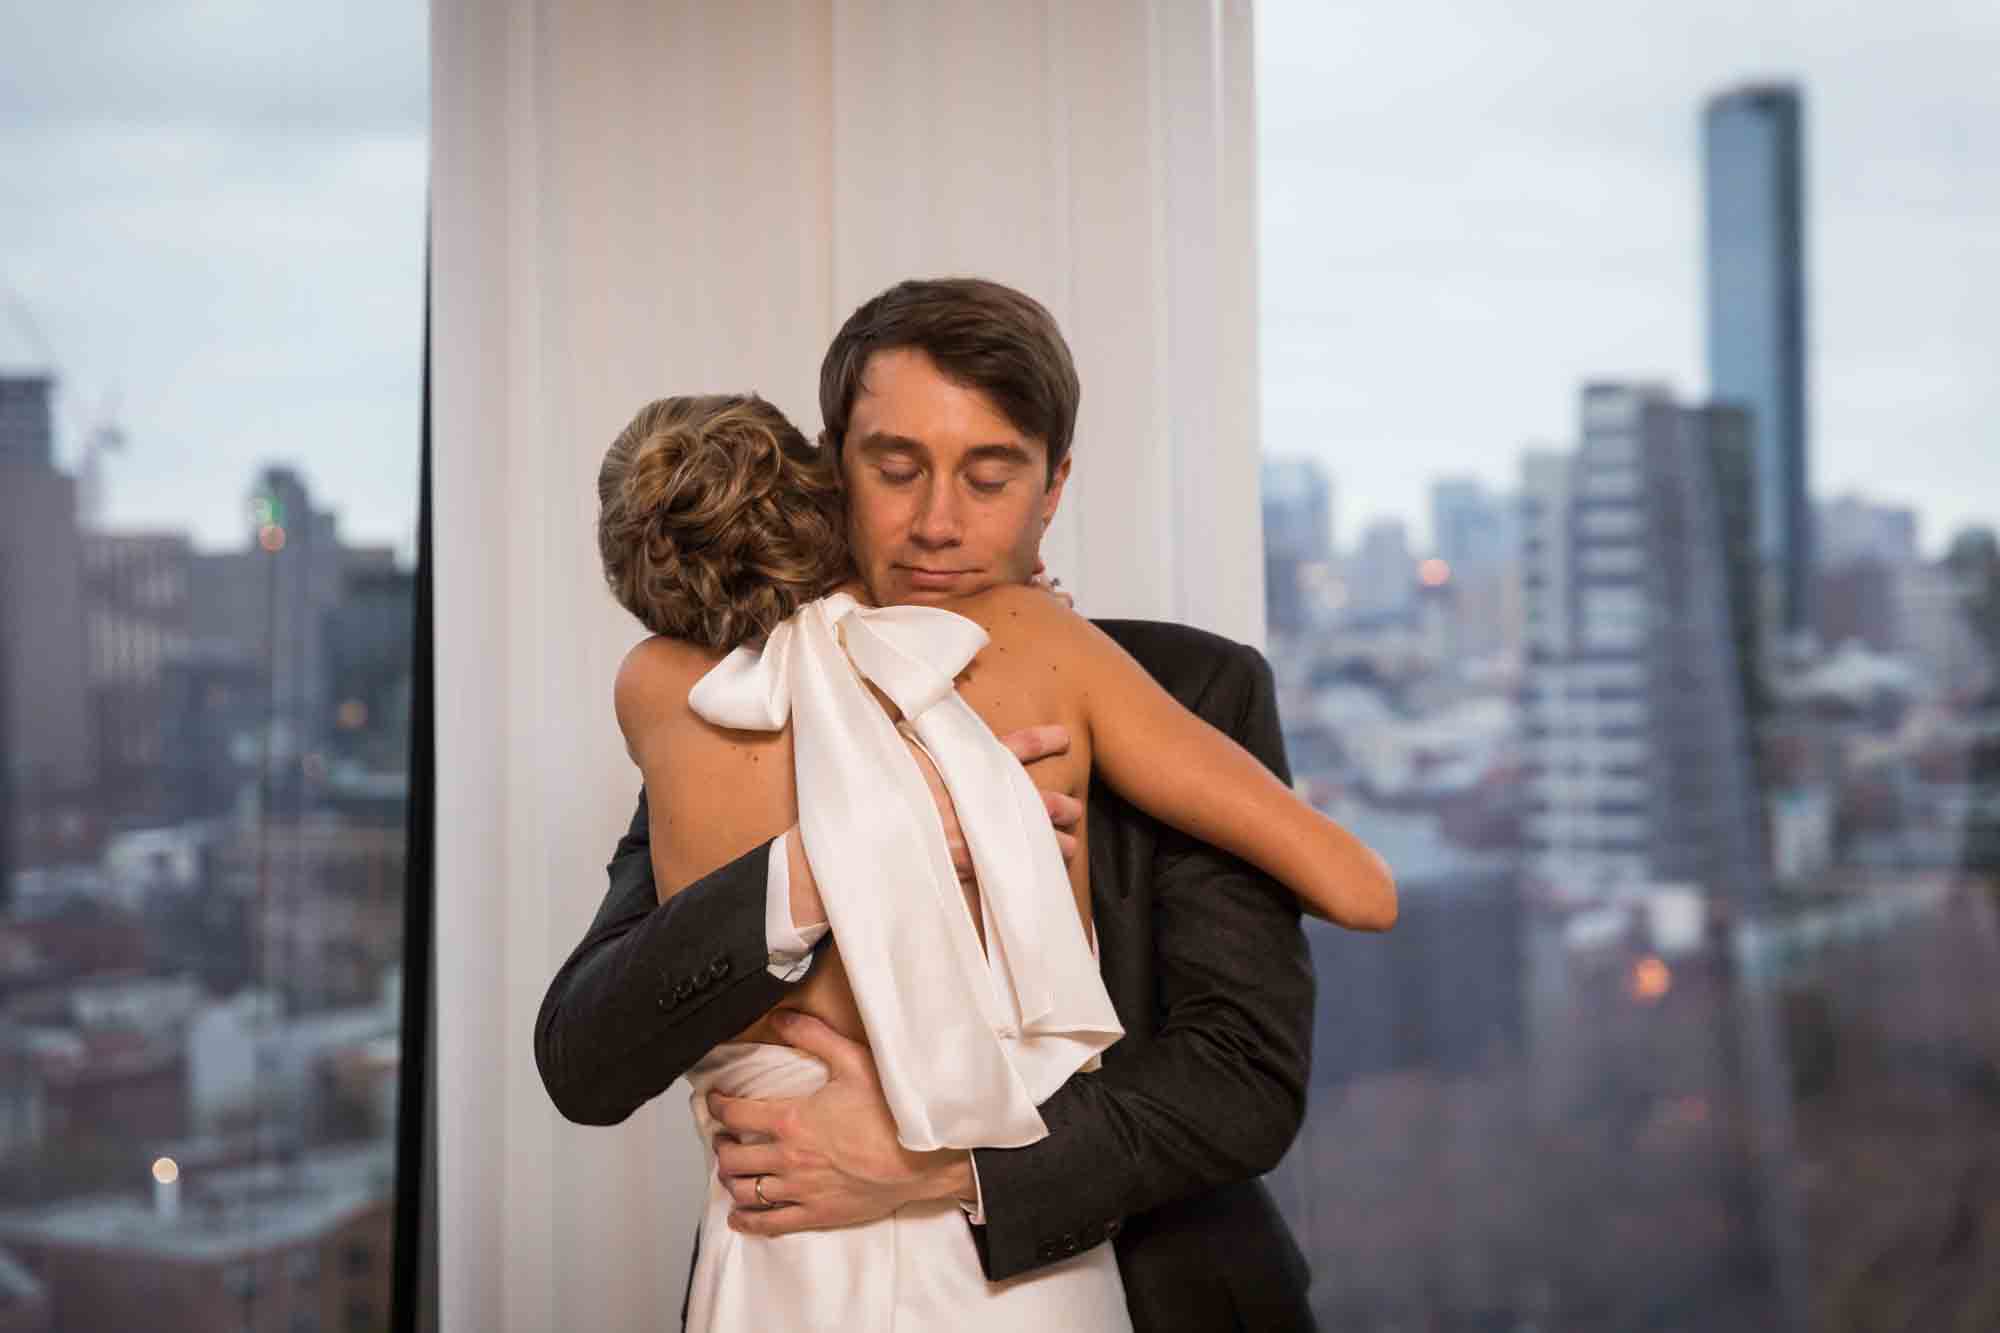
[534, 619, 1317, 1332]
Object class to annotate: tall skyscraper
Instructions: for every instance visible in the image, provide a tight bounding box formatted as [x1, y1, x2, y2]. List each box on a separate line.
[1703, 82, 1811, 635]
[1430, 478, 1516, 579]
[83, 533, 195, 817]
[190, 468, 346, 762]
[1261, 459, 1335, 634]
[1431, 478, 1522, 661]
[0, 374, 93, 836]
[1347, 518, 1416, 617]
[1521, 384, 1768, 906]
[0, 375, 56, 470]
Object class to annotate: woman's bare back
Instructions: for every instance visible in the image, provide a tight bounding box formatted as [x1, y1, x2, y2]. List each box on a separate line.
[619, 586, 1099, 1051]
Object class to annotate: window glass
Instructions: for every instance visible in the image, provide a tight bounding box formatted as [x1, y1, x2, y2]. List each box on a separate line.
[1258, 2, 2000, 1324]
[0, 11, 426, 1332]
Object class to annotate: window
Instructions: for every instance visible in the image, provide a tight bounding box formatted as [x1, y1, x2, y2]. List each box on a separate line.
[0, 10, 425, 1331]
[1256, 4, 2000, 1326]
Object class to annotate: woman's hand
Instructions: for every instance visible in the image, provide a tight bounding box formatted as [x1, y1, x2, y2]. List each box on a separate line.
[1029, 559, 1074, 610]
[899, 724, 1082, 881]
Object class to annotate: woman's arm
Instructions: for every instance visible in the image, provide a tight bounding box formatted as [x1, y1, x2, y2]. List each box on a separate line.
[980, 588, 1396, 931]
[967, 622, 1316, 1293]
[532, 638, 810, 1127]
[615, 637, 804, 907]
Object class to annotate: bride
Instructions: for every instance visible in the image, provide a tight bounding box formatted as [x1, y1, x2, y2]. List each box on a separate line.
[597, 392, 1395, 1330]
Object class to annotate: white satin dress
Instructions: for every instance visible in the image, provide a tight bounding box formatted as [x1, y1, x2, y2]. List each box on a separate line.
[680, 592, 1131, 1332]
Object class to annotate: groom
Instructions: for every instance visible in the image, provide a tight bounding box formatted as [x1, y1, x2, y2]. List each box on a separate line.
[535, 277, 1316, 1331]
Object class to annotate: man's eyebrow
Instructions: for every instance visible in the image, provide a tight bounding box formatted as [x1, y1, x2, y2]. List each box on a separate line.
[851, 434, 1033, 468]
[961, 442, 1034, 468]
[852, 432, 923, 456]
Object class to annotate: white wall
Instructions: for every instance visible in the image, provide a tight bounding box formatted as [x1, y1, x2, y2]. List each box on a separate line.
[431, 3, 1264, 1327]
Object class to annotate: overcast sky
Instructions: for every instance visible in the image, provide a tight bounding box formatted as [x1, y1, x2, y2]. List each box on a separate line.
[1, 1, 426, 558]
[1258, 0, 2000, 556]
[3, 3, 1994, 562]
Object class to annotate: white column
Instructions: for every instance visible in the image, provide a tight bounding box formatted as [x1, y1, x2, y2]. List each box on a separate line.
[431, 3, 1263, 1327]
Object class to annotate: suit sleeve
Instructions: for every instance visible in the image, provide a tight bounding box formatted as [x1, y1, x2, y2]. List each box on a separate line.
[533, 792, 807, 1125]
[967, 644, 1314, 1280]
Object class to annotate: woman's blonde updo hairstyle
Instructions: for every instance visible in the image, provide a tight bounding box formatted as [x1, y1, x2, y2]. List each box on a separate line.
[597, 394, 848, 652]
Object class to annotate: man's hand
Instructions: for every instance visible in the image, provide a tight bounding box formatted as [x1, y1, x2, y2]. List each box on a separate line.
[709, 1012, 974, 1235]
[901, 724, 1080, 884]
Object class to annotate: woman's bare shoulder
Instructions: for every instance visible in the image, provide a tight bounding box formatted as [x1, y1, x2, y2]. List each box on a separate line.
[613, 635, 725, 752]
[946, 582, 1084, 642]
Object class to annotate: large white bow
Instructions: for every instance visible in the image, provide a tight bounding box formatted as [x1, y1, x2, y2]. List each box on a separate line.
[689, 592, 1122, 1149]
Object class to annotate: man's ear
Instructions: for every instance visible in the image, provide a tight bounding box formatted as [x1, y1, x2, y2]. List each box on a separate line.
[1041, 454, 1073, 525]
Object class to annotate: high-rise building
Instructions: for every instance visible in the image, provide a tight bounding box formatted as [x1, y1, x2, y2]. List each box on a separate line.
[189, 468, 346, 772]
[1347, 518, 1416, 618]
[0, 376, 56, 470]
[1816, 494, 1919, 571]
[1703, 83, 1811, 635]
[1262, 459, 1335, 562]
[0, 375, 93, 857]
[1430, 478, 1521, 662]
[323, 565, 415, 772]
[1261, 459, 1335, 634]
[82, 533, 194, 818]
[1521, 384, 1768, 906]
[1430, 478, 1516, 579]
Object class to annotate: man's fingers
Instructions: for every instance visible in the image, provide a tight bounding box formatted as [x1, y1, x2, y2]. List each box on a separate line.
[1042, 789, 1082, 831]
[730, 1200, 821, 1237]
[713, 1138, 784, 1180]
[1001, 724, 1070, 767]
[723, 1172, 793, 1211]
[773, 1011, 870, 1079]
[707, 1091, 783, 1139]
[1054, 830, 1079, 865]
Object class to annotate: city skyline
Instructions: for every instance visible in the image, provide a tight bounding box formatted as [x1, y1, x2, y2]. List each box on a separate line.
[4, 2, 1997, 566]
[1259, 0, 2000, 560]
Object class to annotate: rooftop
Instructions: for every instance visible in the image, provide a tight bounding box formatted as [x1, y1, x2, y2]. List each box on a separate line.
[0, 1143, 393, 1263]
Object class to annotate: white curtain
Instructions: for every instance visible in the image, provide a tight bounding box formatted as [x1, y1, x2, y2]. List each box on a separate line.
[430, 2, 1263, 1327]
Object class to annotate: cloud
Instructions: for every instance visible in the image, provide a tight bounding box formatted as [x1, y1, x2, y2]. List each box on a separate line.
[1, 4, 426, 556]
[1257, 0, 2000, 553]
[0, 1, 425, 135]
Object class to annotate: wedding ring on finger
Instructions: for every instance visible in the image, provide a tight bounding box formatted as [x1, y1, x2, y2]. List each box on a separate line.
[754, 1174, 774, 1209]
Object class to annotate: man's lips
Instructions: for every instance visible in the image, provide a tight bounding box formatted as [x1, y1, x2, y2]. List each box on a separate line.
[896, 564, 976, 588]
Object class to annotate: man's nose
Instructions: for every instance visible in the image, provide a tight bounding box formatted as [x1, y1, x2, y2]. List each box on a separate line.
[910, 478, 963, 547]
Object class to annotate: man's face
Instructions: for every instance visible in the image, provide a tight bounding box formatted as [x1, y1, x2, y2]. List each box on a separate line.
[840, 346, 1071, 607]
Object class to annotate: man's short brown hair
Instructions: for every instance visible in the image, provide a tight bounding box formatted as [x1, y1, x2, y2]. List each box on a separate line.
[819, 278, 1081, 484]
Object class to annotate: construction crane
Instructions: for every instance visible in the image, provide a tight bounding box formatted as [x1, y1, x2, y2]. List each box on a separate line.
[2, 283, 127, 529]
